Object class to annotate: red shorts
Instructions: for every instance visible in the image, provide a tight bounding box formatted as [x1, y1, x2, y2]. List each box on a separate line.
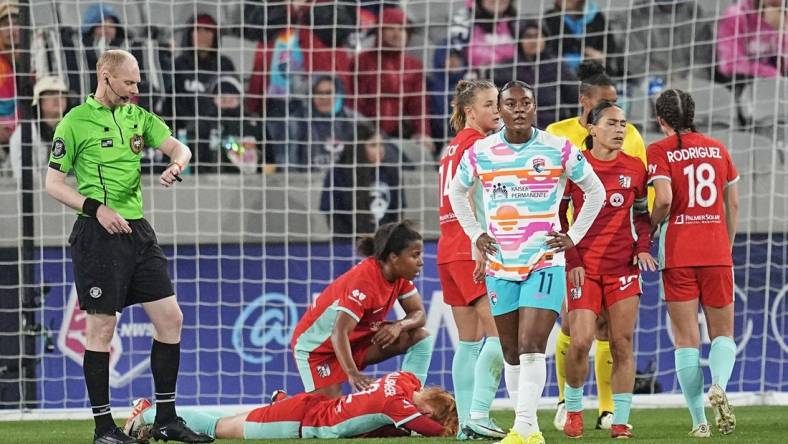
[566, 271, 641, 315]
[438, 260, 487, 306]
[245, 392, 327, 423]
[661, 266, 734, 308]
[294, 337, 372, 391]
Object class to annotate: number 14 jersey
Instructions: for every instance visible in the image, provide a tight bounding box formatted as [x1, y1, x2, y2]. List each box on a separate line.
[647, 132, 739, 269]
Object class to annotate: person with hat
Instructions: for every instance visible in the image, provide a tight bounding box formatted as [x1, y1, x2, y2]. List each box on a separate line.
[45, 49, 212, 444]
[4, 76, 69, 178]
[0, 1, 20, 151]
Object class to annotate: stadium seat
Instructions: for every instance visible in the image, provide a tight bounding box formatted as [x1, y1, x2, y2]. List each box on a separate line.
[669, 77, 738, 131]
[739, 78, 788, 126]
[219, 35, 259, 81]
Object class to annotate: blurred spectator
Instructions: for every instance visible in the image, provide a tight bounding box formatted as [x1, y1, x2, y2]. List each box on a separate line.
[191, 75, 273, 174]
[717, 0, 788, 81]
[173, 13, 236, 141]
[615, 0, 714, 83]
[274, 73, 360, 170]
[3, 76, 68, 179]
[354, 7, 433, 153]
[465, 0, 518, 72]
[320, 122, 404, 236]
[543, 0, 622, 75]
[61, 3, 172, 115]
[493, 20, 579, 128]
[245, 2, 355, 117]
[428, 41, 469, 144]
[0, 1, 19, 151]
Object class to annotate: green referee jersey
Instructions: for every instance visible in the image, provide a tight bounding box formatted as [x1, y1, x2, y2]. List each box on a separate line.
[48, 96, 172, 220]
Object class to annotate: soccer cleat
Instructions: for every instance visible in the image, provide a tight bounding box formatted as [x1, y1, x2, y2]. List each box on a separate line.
[456, 426, 483, 441]
[464, 417, 507, 439]
[564, 411, 584, 438]
[94, 426, 142, 444]
[124, 398, 153, 440]
[708, 383, 736, 435]
[150, 417, 214, 443]
[610, 424, 633, 439]
[553, 400, 567, 431]
[596, 411, 614, 430]
[493, 429, 526, 444]
[524, 431, 546, 444]
[688, 423, 711, 438]
[270, 389, 288, 403]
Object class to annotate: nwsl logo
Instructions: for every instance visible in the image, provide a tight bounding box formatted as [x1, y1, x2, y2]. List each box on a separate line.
[232, 293, 298, 364]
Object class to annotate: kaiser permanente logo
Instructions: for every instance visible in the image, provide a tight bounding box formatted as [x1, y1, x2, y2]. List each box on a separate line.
[674, 213, 721, 224]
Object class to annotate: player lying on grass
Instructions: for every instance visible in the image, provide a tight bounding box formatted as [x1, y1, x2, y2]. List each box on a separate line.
[290, 220, 434, 398]
[559, 101, 657, 439]
[123, 371, 458, 440]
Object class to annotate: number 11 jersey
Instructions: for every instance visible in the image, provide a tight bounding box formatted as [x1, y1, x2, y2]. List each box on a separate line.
[646, 132, 739, 269]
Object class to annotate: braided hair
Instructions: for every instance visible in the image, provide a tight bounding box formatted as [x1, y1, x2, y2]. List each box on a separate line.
[577, 60, 616, 98]
[450, 79, 497, 132]
[655, 89, 696, 150]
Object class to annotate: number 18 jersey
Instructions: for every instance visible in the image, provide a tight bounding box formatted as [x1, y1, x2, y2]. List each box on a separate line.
[646, 132, 739, 269]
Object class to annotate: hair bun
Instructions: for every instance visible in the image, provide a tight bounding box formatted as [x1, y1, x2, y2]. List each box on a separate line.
[577, 60, 606, 81]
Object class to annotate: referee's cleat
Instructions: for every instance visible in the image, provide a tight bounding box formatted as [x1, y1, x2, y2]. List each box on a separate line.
[270, 389, 288, 403]
[596, 411, 614, 430]
[95, 426, 142, 444]
[463, 417, 507, 439]
[150, 417, 214, 443]
[688, 423, 711, 438]
[708, 383, 736, 435]
[124, 398, 153, 440]
[553, 400, 567, 430]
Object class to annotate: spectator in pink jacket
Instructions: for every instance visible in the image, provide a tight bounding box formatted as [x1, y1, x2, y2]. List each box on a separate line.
[717, 0, 788, 80]
[466, 0, 518, 70]
[354, 7, 433, 154]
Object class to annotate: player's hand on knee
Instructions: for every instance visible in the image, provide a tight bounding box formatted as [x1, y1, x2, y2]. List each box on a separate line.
[569, 266, 585, 287]
[348, 371, 375, 392]
[372, 321, 402, 349]
[97, 205, 132, 234]
[635, 252, 658, 271]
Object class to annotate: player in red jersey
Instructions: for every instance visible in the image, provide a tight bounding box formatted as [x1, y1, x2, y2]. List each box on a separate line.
[559, 101, 657, 439]
[124, 371, 458, 440]
[290, 220, 433, 398]
[437, 79, 505, 439]
[648, 89, 739, 438]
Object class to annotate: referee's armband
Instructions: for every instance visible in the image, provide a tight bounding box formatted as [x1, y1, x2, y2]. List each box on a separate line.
[82, 198, 102, 217]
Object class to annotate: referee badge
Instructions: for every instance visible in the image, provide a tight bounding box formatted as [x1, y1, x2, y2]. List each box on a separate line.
[51, 138, 66, 159]
[130, 134, 144, 154]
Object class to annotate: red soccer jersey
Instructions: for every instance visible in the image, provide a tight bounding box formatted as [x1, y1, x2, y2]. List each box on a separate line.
[301, 372, 424, 438]
[563, 151, 650, 275]
[647, 132, 739, 268]
[438, 128, 485, 264]
[291, 258, 418, 355]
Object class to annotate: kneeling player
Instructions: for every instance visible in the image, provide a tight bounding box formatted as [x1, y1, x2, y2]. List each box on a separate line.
[124, 371, 457, 440]
[561, 102, 656, 439]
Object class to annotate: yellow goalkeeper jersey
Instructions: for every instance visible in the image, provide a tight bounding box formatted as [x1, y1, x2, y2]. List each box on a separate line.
[546, 117, 655, 212]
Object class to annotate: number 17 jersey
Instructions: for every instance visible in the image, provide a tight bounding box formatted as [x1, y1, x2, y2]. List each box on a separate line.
[646, 132, 739, 269]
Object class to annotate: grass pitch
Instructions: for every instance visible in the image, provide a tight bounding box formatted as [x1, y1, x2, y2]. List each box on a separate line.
[1, 406, 787, 443]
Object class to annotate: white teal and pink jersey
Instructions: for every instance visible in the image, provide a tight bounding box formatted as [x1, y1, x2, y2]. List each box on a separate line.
[454, 128, 596, 281]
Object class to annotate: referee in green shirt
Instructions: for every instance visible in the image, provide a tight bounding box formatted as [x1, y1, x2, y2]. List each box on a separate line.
[45, 49, 212, 444]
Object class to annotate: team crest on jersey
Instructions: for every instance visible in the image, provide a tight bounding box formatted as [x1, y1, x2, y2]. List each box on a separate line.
[130, 134, 144, 154]
[570, 286, 582, 300]
[51, 138, 66, 159]
[532, 157, 545, 173]
[492, 183, 508, 200]
[619, 175, 632, 188]
[489, 291, 498, 306]
[317, 363, 332, 378]
[609, 192, 624, 207]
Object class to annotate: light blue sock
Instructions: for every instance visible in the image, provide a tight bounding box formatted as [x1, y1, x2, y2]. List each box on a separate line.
[675, 348, 707, 428]
[564, 383, 584, 413]
[709, 336, 736, 389]
[452, 339, 483, 425]
[470, 337, 504, 419]
[612, 393, 633, 425]
[142, 407, 221, 437]
[402, 336, 434, 385]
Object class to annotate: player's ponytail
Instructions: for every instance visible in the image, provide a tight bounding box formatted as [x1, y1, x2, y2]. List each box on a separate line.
[584, 100, 620, 151]
[655, 89, 696, 150]
[359, 220, 422, 261]
[419, 387, 459, 437]
[450, 79, 497, 132]
[577, 60, 615, 97]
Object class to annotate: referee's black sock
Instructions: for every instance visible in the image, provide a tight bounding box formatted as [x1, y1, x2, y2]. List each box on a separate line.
[151, 339, 180, 424]
[84, 350, 115, 435]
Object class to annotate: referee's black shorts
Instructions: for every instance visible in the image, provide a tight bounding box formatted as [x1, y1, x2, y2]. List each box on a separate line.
[69, 216, 174, 314]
